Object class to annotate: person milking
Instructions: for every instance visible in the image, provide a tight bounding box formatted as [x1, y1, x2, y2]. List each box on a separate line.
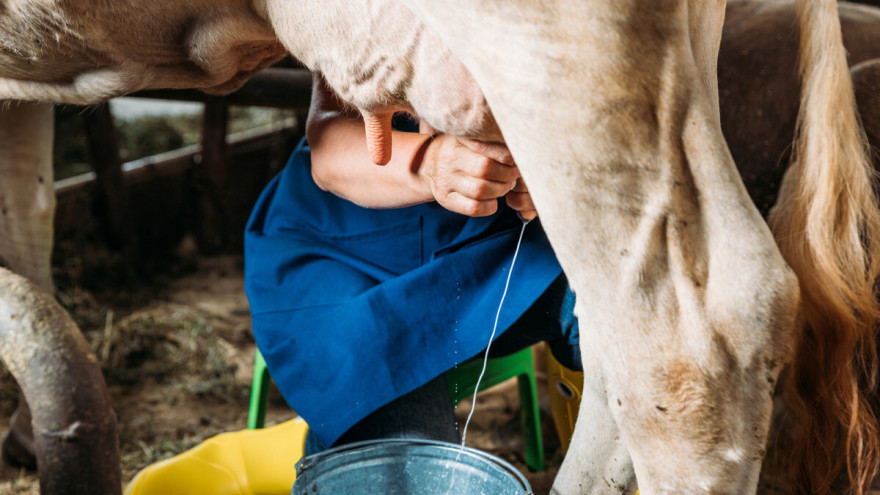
[244, 72, 582, 453]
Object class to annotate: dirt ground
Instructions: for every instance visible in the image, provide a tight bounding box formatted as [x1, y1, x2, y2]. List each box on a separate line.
[0, 254, 564, 494]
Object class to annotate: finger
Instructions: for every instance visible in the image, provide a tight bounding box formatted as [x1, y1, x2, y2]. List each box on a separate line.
[440, 192, 499, 217]
[506, 190, 537, 220]
[518, 210, 538, 221]
[448, 174, 518, 200]
[459, 157, 520, 183]
[511, 178, 529, 193]
[458, 138, 515, 166]
[362, 110, 394, 165]
[506, 190, 535, 211]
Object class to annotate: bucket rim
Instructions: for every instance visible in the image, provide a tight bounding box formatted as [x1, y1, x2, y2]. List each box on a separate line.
[295, 438, 533, 494]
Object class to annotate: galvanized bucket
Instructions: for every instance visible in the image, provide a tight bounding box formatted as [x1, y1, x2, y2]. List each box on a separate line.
[291, 439, 533, 494]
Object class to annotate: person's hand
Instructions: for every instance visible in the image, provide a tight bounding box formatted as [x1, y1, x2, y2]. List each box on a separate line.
[419, 135, 520, 217]
[506, 178, 537, 221]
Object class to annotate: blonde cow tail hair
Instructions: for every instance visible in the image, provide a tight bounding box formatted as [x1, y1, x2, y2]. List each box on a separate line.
[767, 0, 880, 492]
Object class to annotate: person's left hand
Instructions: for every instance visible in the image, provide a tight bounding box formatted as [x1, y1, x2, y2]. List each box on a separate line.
[506, 178, 537, 221]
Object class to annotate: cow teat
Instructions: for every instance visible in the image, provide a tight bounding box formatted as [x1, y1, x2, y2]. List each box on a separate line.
[361, 109, 394, 165]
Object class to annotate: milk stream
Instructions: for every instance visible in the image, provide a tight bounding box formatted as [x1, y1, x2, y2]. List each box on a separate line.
[450, 218, 529, 491]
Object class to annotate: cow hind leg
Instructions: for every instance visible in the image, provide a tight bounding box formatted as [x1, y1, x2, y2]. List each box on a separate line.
[551, 325, 636, 495]
[392, 0, 800, 491]
[0, 101, 56, 470]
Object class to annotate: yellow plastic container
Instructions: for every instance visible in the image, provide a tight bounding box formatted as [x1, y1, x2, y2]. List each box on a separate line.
[126, 417, 309, 495]
[545, 346, 584, 454]
[546, 351, 639, 494]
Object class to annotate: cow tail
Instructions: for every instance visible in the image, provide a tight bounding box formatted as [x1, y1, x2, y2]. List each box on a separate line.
[767, 0, 880, 492]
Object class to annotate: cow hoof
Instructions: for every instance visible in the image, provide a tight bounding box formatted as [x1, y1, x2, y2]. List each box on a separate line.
[1, 430, 36, 471]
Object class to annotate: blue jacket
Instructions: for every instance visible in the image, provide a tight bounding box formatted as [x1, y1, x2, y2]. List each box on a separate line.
[244, 138, 562, 446]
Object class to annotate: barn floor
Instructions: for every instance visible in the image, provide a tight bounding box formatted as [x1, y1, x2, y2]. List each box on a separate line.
[0, 253, 563, 494]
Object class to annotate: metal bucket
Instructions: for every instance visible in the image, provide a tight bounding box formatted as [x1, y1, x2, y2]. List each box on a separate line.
[292, 439, 533, 494]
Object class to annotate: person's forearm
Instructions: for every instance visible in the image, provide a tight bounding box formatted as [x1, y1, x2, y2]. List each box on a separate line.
[306, 73, 525, 217]
[307, 101, 435, 209]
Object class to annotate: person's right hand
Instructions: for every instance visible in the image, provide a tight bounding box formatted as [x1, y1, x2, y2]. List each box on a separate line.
[419, 135, 521, 217]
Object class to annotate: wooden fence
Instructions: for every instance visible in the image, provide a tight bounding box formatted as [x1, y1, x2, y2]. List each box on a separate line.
[54, 68, 314, 269]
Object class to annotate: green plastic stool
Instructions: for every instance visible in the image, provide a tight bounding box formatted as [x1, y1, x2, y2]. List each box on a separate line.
[248, 350, 271, 430]
[445, 348, 545, 472]
[247, 346, 545, 472]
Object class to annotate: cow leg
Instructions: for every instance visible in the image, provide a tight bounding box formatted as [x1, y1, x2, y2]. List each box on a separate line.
[553, 5, 729, 493]
[0, 101, 56, 469]
[0, 101, 55, 292]
[404, 0, 799, 493]
[687, 0, 725, 116]
[552, 326, 636, 494]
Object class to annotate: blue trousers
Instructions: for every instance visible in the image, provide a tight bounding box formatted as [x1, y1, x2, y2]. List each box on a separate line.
[305, 273, 581, 455]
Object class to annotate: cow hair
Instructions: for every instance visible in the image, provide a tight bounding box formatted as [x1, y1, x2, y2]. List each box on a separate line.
[768, 0, 880, 492]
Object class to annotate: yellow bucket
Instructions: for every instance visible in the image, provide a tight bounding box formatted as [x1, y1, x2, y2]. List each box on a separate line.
[545, 346, 583, 454]
[126, 417, 309, 495]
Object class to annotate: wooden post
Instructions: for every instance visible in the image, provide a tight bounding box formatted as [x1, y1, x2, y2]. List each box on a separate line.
[201, 99, 230, 190]
[194, 98, 230, 253]
[82, 103, 140, 261]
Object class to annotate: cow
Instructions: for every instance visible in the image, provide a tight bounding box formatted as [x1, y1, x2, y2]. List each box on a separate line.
[0, 0, 877, 494]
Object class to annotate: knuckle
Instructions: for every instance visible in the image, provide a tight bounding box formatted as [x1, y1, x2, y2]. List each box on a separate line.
[474, 157, 494, 177]
[467, 138, 488, 155]
[469, 180, 489, 199]
[462, 201, 484, 217]
[499, 149, 514, 165]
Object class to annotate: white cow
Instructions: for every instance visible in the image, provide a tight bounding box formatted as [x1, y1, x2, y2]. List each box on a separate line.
[0, 1, 877, 494]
